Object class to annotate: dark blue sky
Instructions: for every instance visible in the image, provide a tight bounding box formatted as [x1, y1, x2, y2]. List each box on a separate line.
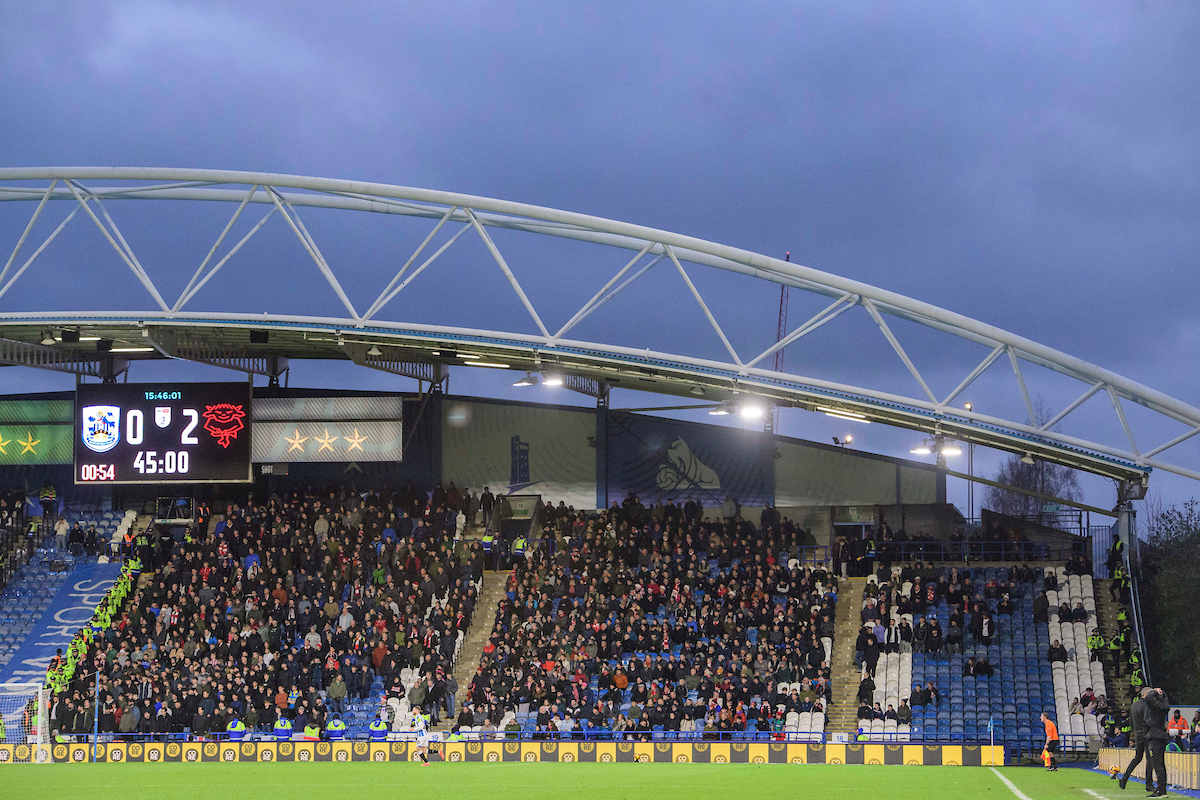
[1, 1, 1198, 517]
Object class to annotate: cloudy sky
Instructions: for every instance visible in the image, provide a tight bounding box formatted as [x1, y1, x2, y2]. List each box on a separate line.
[1, 1, 1198, 518]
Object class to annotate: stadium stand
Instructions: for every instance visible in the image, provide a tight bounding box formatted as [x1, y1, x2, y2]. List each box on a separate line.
[0, 508, 137, 675]
[25, 477, 1145, 753]
[901, 565, 1051, 746]
[458, 510, 836, 740]
[44, 487, 485, 741]
[828, 561, 1126, 753]
[0, 560, 72, 674]
[1091, 576, 1132, 702]
[1046, 567, 1110, 743]
[0, 490, 27, 587]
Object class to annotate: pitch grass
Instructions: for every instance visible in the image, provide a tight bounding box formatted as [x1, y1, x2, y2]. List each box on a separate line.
[3, 762, 1134, 800]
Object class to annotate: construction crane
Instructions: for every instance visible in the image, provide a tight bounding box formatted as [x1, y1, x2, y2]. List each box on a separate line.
[770, 252, 790, 432]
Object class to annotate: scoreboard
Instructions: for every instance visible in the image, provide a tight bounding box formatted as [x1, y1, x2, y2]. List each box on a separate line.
[74, 382, 252, 484]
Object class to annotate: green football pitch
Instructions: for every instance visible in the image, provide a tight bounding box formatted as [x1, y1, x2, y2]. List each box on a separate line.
[2, 762, 1142, 800]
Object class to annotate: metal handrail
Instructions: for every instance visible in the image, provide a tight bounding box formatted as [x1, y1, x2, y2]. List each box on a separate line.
[876, 541, 1086, 565]
[790, 546, 830, 566]
[53, 730, 1094, 751]
[1123, 513, 1153, 688]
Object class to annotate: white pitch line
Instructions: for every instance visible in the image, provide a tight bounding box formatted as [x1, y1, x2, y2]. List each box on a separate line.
[1084, 789, 1114, 800]
[990, 767, 1036, 800]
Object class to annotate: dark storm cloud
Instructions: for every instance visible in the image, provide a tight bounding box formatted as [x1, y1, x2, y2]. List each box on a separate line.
[1, 0, 1199, 504]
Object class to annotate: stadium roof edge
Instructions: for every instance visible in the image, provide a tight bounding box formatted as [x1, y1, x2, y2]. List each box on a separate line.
[0, 167, 1190, 487]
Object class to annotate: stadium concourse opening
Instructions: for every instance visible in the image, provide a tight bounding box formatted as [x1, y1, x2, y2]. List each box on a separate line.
[0, 379, 1148, 776]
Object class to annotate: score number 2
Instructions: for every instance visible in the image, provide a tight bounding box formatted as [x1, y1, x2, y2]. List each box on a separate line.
[125, 409, 199, 445]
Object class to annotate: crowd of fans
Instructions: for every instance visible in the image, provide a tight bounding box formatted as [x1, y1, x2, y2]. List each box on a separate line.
[457, 499, 836, 738]
[0, 489, 25, 528]
[1158, 709, 1200, 752]
[48, 483, 485, 738]
[32, 478, 1162, 749]
[1099, 706, 1200, 752]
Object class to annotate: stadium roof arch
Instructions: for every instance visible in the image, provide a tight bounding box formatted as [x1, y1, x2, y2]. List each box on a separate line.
[0, 167, 1194, 488]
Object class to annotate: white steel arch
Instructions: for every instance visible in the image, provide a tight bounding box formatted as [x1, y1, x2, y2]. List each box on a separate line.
[0, 167, 1194, 485]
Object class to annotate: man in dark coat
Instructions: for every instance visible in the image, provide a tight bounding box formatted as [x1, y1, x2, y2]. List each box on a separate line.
[1143, 688, 1170, 797]
[1118, 688, 1150, 790]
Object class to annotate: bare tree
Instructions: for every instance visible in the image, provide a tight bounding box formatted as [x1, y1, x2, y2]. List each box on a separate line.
[1138, 499, 1200, 702]
[1139, 489, 1165, 540]
[983, 399, 1082, 522]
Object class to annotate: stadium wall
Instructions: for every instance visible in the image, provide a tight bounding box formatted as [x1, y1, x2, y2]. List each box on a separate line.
[780, 506, 835, 546]
[9, 740, 1005, 766]
[876, 503, 959, 539]
[0, 390, 945, 515]
[1100, 747, 1200, 791]
[441, 397, 597, 509]
[775, 439, 939, 507]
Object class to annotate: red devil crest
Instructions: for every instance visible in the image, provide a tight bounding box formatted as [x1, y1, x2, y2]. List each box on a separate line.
[202, 404, 246, 448]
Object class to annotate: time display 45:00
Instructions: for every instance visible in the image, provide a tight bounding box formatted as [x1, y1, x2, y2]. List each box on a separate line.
[133, 449, 190, 474]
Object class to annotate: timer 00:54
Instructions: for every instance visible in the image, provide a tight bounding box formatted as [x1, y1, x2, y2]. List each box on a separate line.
[79, 464, 115, 481]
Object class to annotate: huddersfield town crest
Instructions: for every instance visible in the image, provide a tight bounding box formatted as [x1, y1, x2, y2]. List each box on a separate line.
[155, 407, 171, 428]
[82, 405, 120, 453]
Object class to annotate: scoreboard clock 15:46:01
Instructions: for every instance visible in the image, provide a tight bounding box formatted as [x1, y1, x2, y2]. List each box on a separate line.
[74, 382, 253, 484]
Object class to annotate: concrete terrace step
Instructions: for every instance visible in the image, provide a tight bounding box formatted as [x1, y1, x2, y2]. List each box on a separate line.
[827, 577, 868, 732]
[433, 570, 509, 734]
[1091, 578, 1132, 705]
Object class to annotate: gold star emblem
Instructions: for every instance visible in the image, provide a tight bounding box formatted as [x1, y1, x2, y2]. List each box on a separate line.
[0, 433, 9, 454]
[344, 427, 368, 452]
[18, 430, 40, 455]
[314, 428, 338, 453]
[284, 428, 308, 453]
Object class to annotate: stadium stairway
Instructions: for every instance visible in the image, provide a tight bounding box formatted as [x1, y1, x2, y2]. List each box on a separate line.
[129, 514, 155, 585]
[432, 569, 509, 735]
[827, 576, 868, 734]
[1092, 579, 1131, 704]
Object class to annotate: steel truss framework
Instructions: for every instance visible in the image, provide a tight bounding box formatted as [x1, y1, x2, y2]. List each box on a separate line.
[0, 336, 126, 380]
[145, 328, 287, 379]
[0, 168, 1194, 486]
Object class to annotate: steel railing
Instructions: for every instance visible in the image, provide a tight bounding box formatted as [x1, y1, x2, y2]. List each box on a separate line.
[51, 730, 1097, 750]
[876, 541, 1087, 564]
[1121, 509, 1152, 688]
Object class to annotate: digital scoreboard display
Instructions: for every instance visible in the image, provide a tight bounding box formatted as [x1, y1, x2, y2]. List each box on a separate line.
[74, 382, 252, 484]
